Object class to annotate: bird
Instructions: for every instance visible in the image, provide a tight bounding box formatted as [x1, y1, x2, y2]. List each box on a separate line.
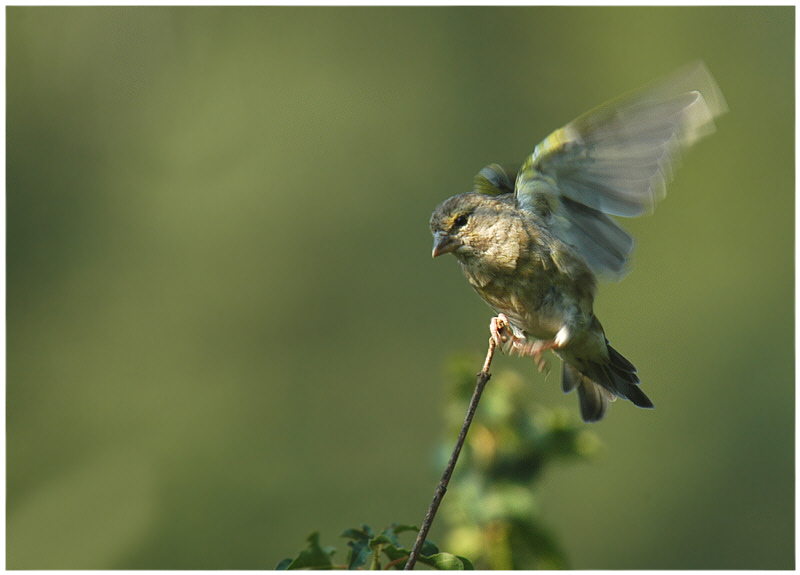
[429, 62, 726, 422]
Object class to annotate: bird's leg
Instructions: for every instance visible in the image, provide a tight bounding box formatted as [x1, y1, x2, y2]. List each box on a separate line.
[489, 314, 513, 349]
[509, 326, 572, 373]
[489, 313, 530, 355]
[490, 318, 573, 374]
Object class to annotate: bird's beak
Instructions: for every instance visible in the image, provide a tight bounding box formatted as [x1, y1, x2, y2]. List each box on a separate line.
[432, 231, 459, 258]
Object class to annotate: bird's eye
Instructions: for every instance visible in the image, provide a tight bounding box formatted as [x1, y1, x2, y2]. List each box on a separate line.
[453, 214, 469, 228]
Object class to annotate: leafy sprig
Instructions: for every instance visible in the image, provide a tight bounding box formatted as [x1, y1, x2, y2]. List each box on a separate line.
[276, 524, 473, 570]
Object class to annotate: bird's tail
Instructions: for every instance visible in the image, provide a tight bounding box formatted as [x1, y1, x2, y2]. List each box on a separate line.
[562, 343, 654, 422]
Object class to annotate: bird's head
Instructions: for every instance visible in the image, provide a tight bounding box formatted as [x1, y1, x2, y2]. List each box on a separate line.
[429, 192, 512, 262]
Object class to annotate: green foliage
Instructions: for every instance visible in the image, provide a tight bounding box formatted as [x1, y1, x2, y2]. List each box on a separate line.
[276, 355, 598, 570]
[439, 355, 601, 569]
[276, 532, 336, 570]
[276, 524, 473, 570]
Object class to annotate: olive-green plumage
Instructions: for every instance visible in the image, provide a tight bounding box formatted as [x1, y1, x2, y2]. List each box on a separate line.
[430, 62, 726, 421]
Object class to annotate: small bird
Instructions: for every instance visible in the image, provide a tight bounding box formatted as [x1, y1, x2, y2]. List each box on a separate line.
[430, 62, 726, 422]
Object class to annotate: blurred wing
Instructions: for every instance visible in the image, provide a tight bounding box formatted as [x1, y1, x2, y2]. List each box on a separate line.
[515, 61, 727, 278]
[472, 163, 517, 196]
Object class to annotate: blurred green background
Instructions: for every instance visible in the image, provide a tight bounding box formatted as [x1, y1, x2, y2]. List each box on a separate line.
[7, 6, 794, 569]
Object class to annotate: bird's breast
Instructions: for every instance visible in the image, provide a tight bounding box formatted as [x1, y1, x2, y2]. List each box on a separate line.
[462, 259, 565, 341]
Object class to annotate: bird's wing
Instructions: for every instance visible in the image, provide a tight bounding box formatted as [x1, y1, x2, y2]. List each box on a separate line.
[514, 61, 727, 278]
[472, 163, 517, 196]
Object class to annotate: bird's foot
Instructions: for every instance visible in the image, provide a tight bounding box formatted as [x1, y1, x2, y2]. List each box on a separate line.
[490, 314, 530, 358]
[489, 315, 565, 374]
[489, 314, 514, 350]
[510, 327, 571, 373]
[509, 339, 556, 373]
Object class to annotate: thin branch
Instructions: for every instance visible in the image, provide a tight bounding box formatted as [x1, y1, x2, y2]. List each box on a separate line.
[404, 338, 498, 570]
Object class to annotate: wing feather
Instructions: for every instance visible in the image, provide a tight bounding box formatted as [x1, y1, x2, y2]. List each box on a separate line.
[472, 163, 516, 196]
[515, 61, 727, 278]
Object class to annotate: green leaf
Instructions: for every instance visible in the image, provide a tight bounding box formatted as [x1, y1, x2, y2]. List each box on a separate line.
[341, 524, 373, 541]
[345, 538, 371, 570]
[284, 532, 335, 570]
[379, 543, 409, 562]
[341, 525, 377, 570]
[275, 558, 293, 570]
[419, 552, 474, 570]
[380, 523, 418, 546]
[340, 529, 364, 541]
[369, 534, 394, 548]
[386, 523, 418, 533]
[421, 539, 440, 556]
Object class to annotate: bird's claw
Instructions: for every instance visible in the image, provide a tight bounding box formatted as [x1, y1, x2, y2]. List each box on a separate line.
[489, 314, 513, 350]
[490, 314, 528, 357]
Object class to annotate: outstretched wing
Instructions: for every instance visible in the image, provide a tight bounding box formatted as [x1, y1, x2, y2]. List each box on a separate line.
[515, 61, 727, 278]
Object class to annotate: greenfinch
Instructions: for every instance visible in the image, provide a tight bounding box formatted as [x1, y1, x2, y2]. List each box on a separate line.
[430, 62, 726, 422]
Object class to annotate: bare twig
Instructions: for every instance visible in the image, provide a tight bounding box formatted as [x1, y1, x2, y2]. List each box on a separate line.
[404, 338, 498, 570]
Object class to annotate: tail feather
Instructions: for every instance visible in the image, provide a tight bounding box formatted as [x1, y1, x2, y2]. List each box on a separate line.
[562, 342, 653, 422]
[562, 363, 614, 422]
